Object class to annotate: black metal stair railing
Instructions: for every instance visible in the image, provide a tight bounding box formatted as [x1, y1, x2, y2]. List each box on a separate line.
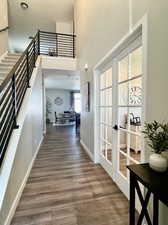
[0, 32, 39, 166]
[0, 30, 76, 166]
[39, 30, 76, 58]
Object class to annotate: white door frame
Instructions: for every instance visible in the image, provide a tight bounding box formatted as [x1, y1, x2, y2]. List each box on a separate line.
[93, 15, 148, 190]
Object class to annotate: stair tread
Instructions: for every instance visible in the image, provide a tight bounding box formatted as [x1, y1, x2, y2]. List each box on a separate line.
[3, 58, 18, 60]
[6, 54, 21, 56]
[0, 74, 7, 78]
[1, 60, 17, 64]
[0, 64, 12, 67]
[0, 71, 7, 74]
[0, 62, 16, 65]
[0, 67, 11, 71]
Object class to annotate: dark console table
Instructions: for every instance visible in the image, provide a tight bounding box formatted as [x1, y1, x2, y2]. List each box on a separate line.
[127, 163, 168, 225]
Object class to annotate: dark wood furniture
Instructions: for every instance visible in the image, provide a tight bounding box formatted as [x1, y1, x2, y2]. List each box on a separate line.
[127, 163, 168, 225]
[75, 113, 80, 134]
[54, 112, 75, 125]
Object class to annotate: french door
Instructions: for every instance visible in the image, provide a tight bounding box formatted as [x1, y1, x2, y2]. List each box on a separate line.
[98, 38, 144, 198]
[99, 68, 114, 179]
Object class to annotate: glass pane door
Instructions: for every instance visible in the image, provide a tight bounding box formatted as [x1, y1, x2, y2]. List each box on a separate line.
[116, 46, 143, 197]
[99, 68, 113, 174]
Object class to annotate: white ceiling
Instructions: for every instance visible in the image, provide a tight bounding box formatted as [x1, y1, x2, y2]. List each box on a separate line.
[43, 69, 80, 90]
[8, 0, 74, 51]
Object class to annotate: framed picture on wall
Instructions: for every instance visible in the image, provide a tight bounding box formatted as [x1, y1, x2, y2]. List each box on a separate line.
[83, 82, 90, 112]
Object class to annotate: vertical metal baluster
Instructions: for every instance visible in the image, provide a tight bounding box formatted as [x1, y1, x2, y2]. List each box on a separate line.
[56, 33, 58, 57]
[38, 30, 40, 55]
[73, 35, 75, 58]
[12, 73, 19, 129]
[33, 39, 36, 67]
[26, 50, 30, 88]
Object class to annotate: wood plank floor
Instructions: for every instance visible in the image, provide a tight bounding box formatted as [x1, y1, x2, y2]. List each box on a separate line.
[11, 125, 129, 225]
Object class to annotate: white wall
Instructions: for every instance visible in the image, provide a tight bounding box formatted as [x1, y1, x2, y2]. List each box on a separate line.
[75, 0, 129, 156]
[46, 89, 71, 122]
[0, 0, 8, 29]
[0, 0, 8, 56]
[0, 58, 44, 225]
[41, 56, 77, 71]
[56, 21, 73, 34]
[8, 0, 74, 51]
[75, 1, 168, 224]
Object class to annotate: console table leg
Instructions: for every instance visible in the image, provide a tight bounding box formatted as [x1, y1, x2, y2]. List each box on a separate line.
[153, 195, 159, 225]
[130, 172, 136, 225]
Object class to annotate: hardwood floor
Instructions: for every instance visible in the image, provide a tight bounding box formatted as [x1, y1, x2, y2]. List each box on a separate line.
[11, 125, 129, 225]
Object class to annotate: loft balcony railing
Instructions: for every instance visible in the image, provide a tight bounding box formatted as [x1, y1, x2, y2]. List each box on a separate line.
[39, 30, 76, 58]
[0, 30, 76, 166]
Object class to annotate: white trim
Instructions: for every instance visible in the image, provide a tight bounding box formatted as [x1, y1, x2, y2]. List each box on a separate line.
[42, 56, 76, 61]
[4, 137, 43, 225]
[93, 15, 148, 198]
[94, 29, 142, 72]
[141, 15, 148, 163]
[93, 69, 100, 163]
[94, 14, 148, 165]
[94, 15, 148, 73]
[100, 155, 114, 180]
[80, 140, 94, 162]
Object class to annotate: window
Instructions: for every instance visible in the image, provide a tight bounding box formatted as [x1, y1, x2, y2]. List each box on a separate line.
[74, 93, 81, 113]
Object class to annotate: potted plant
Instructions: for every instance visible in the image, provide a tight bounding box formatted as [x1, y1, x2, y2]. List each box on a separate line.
[143, 121, 168, 172]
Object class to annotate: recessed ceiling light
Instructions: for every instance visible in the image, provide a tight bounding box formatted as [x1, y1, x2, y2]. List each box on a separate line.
[20, 2, 29, 9]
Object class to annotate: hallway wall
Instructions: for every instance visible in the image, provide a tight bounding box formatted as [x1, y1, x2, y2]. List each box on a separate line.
[75, 0, 129, 159]
[0, 0, 8, 56]
[0, 59, 44, 225]
[75, 1, 168, 224]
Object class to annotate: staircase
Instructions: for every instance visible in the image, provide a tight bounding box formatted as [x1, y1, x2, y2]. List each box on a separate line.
[0, 53, 21, 85]
[0, 30, 76, 167]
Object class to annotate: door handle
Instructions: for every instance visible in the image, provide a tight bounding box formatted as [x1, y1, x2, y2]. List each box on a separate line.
[113, 124, 118, 130]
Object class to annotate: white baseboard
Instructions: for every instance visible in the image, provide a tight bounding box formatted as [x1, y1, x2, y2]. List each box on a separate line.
[80, 140, 94, 162]
[4, 137, 43, 225]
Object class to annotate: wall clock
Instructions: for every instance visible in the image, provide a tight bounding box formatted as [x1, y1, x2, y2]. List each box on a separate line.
[129, 86, 142, 105]
[54, 97, 63, 106]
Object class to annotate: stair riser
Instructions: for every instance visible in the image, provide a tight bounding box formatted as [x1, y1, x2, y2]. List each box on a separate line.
[6, 53, 21, 56]
[0, 52, 22, 84]
[0, 75, 6, 79]
[4, 57, 20, 61]
[0, 68, 11, 72]
[2, 60, 18, 64]
[0, 63, 16, 66]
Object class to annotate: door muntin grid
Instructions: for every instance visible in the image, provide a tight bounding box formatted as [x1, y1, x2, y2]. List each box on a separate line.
[117, 46, 143, 179]
[100, 68, 113, 164]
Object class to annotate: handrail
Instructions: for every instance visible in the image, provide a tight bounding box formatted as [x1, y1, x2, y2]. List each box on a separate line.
[40, 30, 76, 37]
[0, 26, 9, 33]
